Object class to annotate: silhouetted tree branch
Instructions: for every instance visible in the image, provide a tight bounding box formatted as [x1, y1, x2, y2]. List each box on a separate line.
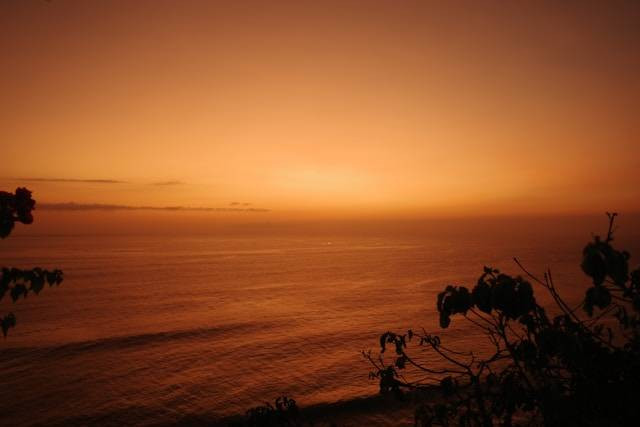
[1, 188, 63, 337]
[366, 213, 640, 426]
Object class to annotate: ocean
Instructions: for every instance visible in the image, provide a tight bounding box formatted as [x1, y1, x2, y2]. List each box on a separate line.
[0, 216, 638, 426]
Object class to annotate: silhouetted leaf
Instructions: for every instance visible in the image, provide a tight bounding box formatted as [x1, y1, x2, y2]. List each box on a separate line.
[1, 313, 16, 337]
[472, 280, 492, 313]
[582, 242, 607, 285]
[439, 312, 451, 329]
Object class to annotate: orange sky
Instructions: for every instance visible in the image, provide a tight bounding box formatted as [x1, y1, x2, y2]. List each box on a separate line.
[1, 1, 639, 220]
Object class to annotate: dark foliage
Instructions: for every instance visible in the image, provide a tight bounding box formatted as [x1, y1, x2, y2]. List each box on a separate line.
[232, 397, 302, 427]
[365, 213, 640, 426]
[1, 188, 63, 337]
[0, 187, 35, 238]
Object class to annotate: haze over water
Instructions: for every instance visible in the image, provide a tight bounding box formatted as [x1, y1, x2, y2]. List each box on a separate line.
[1, 215, 638, 426]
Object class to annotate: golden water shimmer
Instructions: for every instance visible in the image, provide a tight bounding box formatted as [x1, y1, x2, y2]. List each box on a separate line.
[0, 219, 640, 426]
[0, 219, 637, 425]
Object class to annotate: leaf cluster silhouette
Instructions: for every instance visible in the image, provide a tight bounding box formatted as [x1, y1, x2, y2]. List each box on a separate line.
[233, 396, 302, 427]
[1, 188, 63, 337]
[365, 213, 640, 426]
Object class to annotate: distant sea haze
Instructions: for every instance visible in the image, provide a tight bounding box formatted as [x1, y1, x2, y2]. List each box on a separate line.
[1, 217, 638, 425]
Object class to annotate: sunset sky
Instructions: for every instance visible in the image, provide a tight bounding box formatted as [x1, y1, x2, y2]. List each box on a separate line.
[2, 0, 639, 221]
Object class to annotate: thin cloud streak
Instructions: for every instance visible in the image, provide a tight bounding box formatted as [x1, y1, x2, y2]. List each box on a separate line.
[15, 178, 127, 184]
[10, 178, 188, 186]
[38, 202, 270, 213]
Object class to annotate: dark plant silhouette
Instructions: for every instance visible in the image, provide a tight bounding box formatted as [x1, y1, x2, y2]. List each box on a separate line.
[365, 213, 640, 426]
[0, 187, 35, 238]
[232, 396, 302, 427]
[1, 188, 63, 337]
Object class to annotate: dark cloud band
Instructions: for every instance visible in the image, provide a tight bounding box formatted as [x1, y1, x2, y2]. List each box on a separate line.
[14, 178, 127, 184]
[38, 202, 270, 213]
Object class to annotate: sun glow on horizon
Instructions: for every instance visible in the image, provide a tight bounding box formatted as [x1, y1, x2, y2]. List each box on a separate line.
[2, 1, 639, 220]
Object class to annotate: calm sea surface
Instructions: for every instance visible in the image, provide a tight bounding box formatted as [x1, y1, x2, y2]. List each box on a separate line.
[1, 217, 638, 425]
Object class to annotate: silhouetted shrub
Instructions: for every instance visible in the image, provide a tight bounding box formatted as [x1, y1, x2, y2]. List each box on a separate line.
[365, 213, 640, 426]
[1, 188, 63, 337]
[0, 187, 35, 238]
[232, 396, 301, 427]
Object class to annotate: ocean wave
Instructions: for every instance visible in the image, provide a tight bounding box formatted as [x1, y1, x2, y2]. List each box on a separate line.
[0, 322, 266, 360]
